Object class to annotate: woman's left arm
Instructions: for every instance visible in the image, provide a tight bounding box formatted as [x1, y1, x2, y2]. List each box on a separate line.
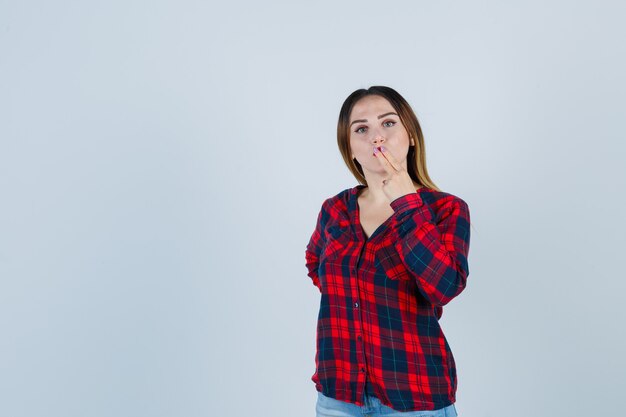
[388, 192, 471, 306]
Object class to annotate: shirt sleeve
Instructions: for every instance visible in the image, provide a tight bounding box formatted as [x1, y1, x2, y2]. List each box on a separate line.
[388, 192, 471, 306]
[305, 200, 327, 292]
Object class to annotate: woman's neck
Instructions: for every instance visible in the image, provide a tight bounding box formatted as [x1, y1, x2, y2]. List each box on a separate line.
[360, 173, 421, 205]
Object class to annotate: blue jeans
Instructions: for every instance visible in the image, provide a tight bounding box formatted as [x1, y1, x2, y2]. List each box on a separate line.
[315, 391, 458, 417]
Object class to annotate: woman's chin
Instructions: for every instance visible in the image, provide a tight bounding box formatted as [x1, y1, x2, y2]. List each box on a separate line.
[363, 166, 387, 176]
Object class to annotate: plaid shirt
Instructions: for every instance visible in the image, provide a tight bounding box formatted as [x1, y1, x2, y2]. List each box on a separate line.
[305, 185, 471, 411]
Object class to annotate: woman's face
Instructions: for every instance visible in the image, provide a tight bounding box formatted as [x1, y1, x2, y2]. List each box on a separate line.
[348, 95, 413, 176]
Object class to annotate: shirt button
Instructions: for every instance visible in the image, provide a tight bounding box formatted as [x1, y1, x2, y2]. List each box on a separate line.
[361, 367, 366, 372]
[354, 302, 359, 308]
[357, 335, 362, 340]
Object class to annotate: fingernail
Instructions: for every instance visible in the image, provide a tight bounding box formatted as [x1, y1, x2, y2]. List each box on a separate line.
[380, 146, 386, 152]
[373, 146, 379, 154]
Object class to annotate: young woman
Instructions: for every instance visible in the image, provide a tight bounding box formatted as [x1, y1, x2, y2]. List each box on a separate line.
[305, 86, 471, 417]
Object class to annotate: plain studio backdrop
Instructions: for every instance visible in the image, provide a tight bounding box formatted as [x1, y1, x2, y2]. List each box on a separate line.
[1, 1, 625, 416]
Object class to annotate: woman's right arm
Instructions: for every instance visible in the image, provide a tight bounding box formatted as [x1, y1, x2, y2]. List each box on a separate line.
[305, 201, 328, 293]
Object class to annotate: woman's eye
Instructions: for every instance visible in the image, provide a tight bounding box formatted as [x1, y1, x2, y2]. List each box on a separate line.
[355, 127, 367, 134]
[383, 120, 396, 127]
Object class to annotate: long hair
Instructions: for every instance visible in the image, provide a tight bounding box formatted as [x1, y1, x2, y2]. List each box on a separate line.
[337, 86, 440, 191]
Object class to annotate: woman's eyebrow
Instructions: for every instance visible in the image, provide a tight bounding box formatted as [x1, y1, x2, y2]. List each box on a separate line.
[349, 112, 398, 127]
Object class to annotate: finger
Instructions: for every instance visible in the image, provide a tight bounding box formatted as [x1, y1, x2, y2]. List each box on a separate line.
[374, 147, 396, 175]
[377, 146, 400, 172]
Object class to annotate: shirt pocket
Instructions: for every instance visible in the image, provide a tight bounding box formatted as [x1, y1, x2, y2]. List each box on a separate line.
[320, 222, 351, 262]
[374, 243, 411, 281]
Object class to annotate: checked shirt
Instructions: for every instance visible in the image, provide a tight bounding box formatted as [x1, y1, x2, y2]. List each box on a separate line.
[305, 184, 471, 412]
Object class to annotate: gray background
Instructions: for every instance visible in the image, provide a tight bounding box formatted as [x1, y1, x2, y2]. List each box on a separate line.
[1, 1, 625, 416]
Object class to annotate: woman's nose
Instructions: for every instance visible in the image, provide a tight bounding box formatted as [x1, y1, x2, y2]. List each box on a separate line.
[372, 136, 386, 145]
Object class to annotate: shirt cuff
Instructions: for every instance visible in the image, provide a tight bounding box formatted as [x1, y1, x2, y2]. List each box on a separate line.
[390, 192, 434, 222]
[390, 192, 424, 212]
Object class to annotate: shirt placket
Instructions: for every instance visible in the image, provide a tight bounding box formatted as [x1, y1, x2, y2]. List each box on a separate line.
[351, 239, 369, 404]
